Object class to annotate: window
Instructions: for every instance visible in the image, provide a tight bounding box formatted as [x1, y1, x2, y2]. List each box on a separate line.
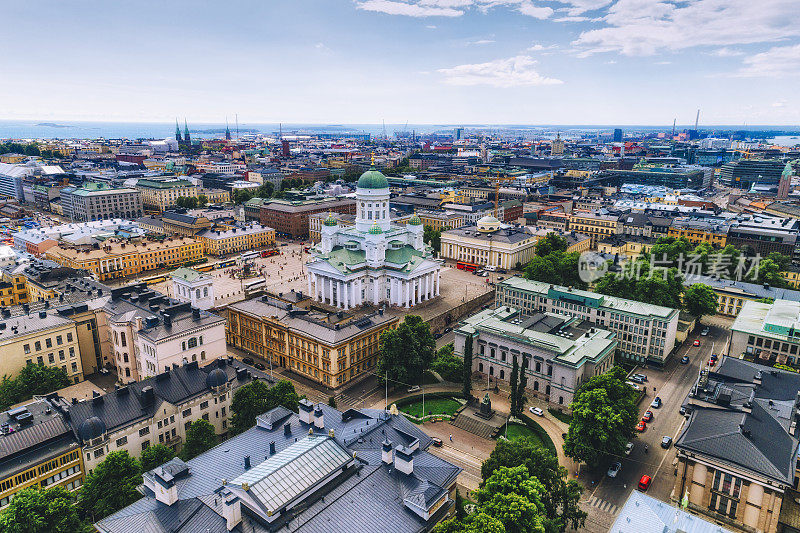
[139, 427, 150, 437]
[200, 401, 209, 409]
[182, 408, 192, 417]
[46, 338, 52, 348]
[67, 332, 73, 342]
[24, 343, 30, 354]
[35, 341, 41, 351]
[56, 335, 63, 345]
[116, 436, 128, 447]
[188, 337, 198, 349]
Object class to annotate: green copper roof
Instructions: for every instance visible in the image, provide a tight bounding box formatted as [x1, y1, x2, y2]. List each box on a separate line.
[357, 167, 389, 189]
[408, 213, 422, 226]
[368, 222, 383, 235]
[323, 213, 338, 226]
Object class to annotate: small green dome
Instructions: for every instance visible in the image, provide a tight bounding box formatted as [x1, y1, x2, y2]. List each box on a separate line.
[357, 167, 389, 189]
[408, 213, 422, 226]
[323, 213, 338, 226]
[368, 222, 383, 235]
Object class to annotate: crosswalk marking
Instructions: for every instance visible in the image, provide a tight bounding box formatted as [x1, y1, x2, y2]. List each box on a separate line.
[586, 496, 619, 515]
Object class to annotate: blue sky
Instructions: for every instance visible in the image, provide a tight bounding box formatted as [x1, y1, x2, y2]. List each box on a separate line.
[1, 0, 798, 125]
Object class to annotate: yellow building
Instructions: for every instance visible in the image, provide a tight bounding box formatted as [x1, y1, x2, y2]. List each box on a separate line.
[135, 178, 198, 213]
[418, 210, 465, 232]
[199, 188, 231, 204]
[0, 311, 84, 384]
[597, 237, 654, 261]
[45, 237, 204, 281]
[440, 215, 538, 270]
[227, 297, 398, 389]
[568, 212, 621, 248]
[0, 399, 84, 510]
[782, 268, 800, 289]
[196, 224, 275, 256]
[667, 218, 728, 247]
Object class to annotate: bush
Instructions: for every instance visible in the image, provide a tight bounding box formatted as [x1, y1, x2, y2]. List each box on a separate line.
[431, 344, 462, 382]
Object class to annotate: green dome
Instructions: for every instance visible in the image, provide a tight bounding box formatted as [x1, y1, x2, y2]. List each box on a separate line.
[323, 213, 338, 226]
[408, 213, 422, 226]
[368, 222, 383, 235]
[357, 167, 389, 189]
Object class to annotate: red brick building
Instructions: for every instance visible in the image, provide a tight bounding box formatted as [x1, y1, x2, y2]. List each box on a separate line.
[259, 197, 356, 238]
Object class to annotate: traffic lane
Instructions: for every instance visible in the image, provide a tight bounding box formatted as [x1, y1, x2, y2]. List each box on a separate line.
[436, 330, 455, 350]
[590, 327, 727, 505]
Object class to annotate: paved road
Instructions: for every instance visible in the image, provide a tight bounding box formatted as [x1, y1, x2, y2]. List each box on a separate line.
[579, 324, 729, 532]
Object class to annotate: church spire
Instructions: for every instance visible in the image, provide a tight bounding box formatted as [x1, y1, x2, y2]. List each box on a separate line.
[225, 117, 231, 141]
[184, 119, 191, 145]
[175, 119, 182, 143]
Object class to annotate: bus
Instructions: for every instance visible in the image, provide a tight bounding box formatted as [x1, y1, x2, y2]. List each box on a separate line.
[216, 259, 236, 269]
[456, 261, 480, 273]
[239, 251, 260, 263]
[261, 249, 279, 258]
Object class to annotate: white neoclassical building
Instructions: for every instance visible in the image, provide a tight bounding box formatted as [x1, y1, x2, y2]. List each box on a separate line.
[306, 166, 441, 309]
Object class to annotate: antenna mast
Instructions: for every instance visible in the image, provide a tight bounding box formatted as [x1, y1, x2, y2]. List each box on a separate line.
[672, 118, 676, 137]
[695, 109, 700, 130]
[236, 113, 239, 140]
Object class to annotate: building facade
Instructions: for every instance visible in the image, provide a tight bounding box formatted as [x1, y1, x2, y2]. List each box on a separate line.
[259, 197, 356, 239]
[60, 182, 143, 222]
[440, 216, 538, 270]
[136, 178, 198, 212]
[568, 211, 621, 248]
[196, 223, 275, 256]
[171, 267, 215, 310]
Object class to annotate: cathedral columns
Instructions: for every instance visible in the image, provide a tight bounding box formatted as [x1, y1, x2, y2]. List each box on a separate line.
[373, 278, 380, 306]
[308, 274, 313, 299]
[436, 270, 441, 296]
[343, 282, 350, 311]
[404, 281, 410, 309]
[328, 278, 334, 306]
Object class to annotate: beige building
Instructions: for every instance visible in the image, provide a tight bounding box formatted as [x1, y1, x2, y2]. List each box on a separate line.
[0, 310, 84, 384]
[196, 223, 275, 256]
[440, 215, 538, 270]
[309, 212, 355, 243]
[417, 210, 465, 232]
[568, 211, 621, 248]
[136, 178, 198, 213]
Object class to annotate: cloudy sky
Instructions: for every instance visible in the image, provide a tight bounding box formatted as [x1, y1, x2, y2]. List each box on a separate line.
[1, 0, 798, 125]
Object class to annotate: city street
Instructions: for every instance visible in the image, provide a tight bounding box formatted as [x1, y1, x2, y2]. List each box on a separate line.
[579, 323, 730, 532]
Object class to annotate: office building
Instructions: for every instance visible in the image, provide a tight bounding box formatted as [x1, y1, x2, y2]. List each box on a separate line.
[719, 160, 786, 189]
[495, 277, 679, 365]
[308, 211, 355, 243]
[568, 211, 621, 248]
[59, 182, 143, 222]
[0, 399, 84, 510]
[726, 214, 800, 262]
[668, 217, 729, 247]
[136, 178, 198, 212]
[227, 294, 398, 389]
[196, 223, 275, 256]
[613, 128, 623, 142]
[94, 402, 460, 532]
[161, 211, 213, 236]
[416, 210, 465, 231]
[729, 299, 800, 366]
[612, 491, 735, 533]
[307, 167, 441, 310]
[259, 197, 356, 238]
[454, 307, 616, 408]
[550, 133, 565, 156]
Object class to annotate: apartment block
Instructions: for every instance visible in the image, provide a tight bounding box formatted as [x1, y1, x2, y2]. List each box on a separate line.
[60, 182, 143, 222]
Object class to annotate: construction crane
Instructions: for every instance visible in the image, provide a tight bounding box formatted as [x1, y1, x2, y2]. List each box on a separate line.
[491, 175, 518, 218]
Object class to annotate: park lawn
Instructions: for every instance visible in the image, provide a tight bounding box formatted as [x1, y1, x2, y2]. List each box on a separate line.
[547, 408, 573, 424]
[502, 422, 555, 453]
[400, 397, 462, 418]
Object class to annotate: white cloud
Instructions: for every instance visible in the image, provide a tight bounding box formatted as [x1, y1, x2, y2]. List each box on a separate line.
[314, 42, 333, 54]
[710, 47, 744, 57]
[355, 0, 553, 18]
[735, 43, 800, 77]
[437, 55, 563, 87]
[773, 100, 787, 108]
[553, 16, 589, 22]
[553, 0, 612, 16]
[527, 43, 557, 52]
[654, 60, 671, 64]
[572, 0, 800, 56]
[468, 39, 496, 45]
[425, 24, 438, 28]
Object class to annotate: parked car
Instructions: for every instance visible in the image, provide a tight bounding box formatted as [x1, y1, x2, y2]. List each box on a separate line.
[642, 410, 653, 422]
[636, 421, 646, 432]
[242, 357, 254, 365]
[633, 373, 648, 382]
[529, 407, 544, 417]
[701, 327, 710, 336]
[254, 362, 266, 370]
[651, 397, 662, 409]
[629, 375, 645, 384]
[607, 461, 622, 478]
[681, 355, 690, 364]
[625, 442, 634, 455]
[627, 382, 641, 391]
[408, 385, 421, 393]
[710, 353, 718, 362]
[638, 475, 652, 491]
[693, 339, 701, 346]
[661, 435, 673, 449]
[431, 437, 443, 447]
[709, 358, 716, 367]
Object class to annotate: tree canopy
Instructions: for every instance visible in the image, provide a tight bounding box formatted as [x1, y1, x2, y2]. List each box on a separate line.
[180, 419, 217, 461]
[377, 315, 436, 387]
[563, 367, 638, 468]
[431, 344, 462, 382]
[476, 466, 549, 533]
[230, 379, 300, 435]
[140, 444, 176, 472]
[0, 486, 90, 533]
[482, 438, 585, 532]
[535, 233, 568, 257]
[78, 451, 141, 521]
[424, 225, 441, 253]
[684, 283, 719, 322]
[0, 364, 71, 410]
[524, 251, 586, 289]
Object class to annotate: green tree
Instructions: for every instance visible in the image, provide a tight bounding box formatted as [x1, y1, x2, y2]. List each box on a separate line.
[180, 419, 217, 461]
[377, 315, 435, 387]
[328, 396, 337, 408]
[423, 225, 441, 253]
[755, 258, 789, 288]
[767, 252, 791, 272]
[524, 251, 587, 289]
[432, 514, 507, 533]
[684, 283, 719, 323]
[0, 364, 71, 410]
[509, 355, 519, 416]
[475, 466, 549, 533]
[230, 380, 300, 435]
[463, 333, 474, 399]
[482, 438, 586, 532]
[431, 344, 462, 382]
[535, 232, 567, 257]
[563, 367, 637, 468]
[140, 444, 176, 472]
[197, 194, 208, 207]
[516, 354, 529, 415]
[0, 486, 90, 533]
[78, 451, 141, 521]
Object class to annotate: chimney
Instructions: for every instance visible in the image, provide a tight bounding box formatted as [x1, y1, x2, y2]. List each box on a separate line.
[140, 385, 155, 406]
[192, 308, 201, 321]
[298, 398, 314, 424]
[244, 456, 251, 470]
[284, 423, 291, 436]
[382, 439, 393, 465]
[394, 445, 413, 475]
[269, 441, 276, 455]
[313, 406, 324, 429]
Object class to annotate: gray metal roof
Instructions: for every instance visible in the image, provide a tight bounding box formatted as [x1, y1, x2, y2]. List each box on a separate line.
[611, 491, 733, 533]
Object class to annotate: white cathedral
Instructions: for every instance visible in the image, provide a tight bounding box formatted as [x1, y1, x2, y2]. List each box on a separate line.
[306, 166, 441, 309]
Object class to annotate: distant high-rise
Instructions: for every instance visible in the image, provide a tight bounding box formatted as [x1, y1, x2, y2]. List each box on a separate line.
[613, 128, 623, 142]
[225, 119, 231, 141]
[550, 133, 565, 156]
[281, 139, 290, 157]
[454, 127, 465, 141]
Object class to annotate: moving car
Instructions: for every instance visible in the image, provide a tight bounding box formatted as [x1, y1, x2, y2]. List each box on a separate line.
[627, 382, 641, 391]
[242, 357, 254, 365]
[681, 355, 690, 364]
[709, 358, 716, 367]
[701, 327, 710, 336]
[710, 353, 718, 362]
[629, 375, 645, 384]
[408, 385, 421, 393]
[625, 442, 634, 455]
[529, 407, 544, 417]
[638, 475, 652, 491]
[642, 410, 653, 422]
[661, 435, 673, 449]
[651, 397, 662, 409]
[607, 461, 622, 478]
[636, 421, 646, 432]
[254, 362, 266, 370]
[431, 437, 443, 447]
[693, 339, 701, 346]
[633, 373, 648, 382]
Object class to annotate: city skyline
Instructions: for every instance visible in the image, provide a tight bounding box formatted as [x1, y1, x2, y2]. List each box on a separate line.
[1, 0, 799, 125]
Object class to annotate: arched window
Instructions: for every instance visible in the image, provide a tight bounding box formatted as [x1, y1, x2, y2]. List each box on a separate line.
[192, 354, 197, 362]
[489, 367, 494, 376]
[545, 385, 551, 395]
[479, 363, 483, 372]
[201, 351, 206, 360]
[499, 369, 504, 379]
[533, 381, 539, 391]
